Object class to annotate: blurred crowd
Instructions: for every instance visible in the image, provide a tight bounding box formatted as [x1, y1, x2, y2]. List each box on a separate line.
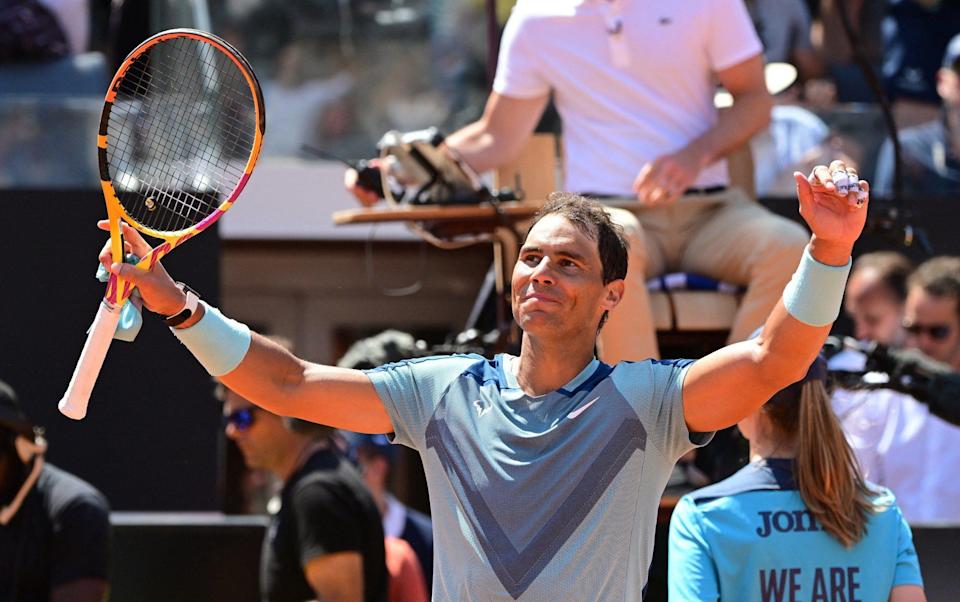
[3, 0, 960, 198]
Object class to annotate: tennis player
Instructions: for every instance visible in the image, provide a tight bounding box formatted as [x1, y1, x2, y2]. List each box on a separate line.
[101, 162, 868, 600]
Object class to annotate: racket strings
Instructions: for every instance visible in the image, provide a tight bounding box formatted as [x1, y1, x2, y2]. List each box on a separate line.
[112, 62, 238, 232]
[106, 36, 257, 234]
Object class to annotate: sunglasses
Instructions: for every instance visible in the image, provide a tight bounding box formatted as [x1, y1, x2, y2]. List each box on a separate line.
[903, 321, 953, 341]
[223, 407, 256, 431]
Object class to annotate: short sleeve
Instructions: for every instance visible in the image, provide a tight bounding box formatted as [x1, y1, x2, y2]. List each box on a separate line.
[706, 0, 764, 72]
[892, 506, 924, 588]
[291, 478, 366, 563]
[668, 496, 720, 601]
[49, 493, 111, 585]
[366, 355, 480, 450]
[614, 360, 713, 461]
[491, 7, 551, 99]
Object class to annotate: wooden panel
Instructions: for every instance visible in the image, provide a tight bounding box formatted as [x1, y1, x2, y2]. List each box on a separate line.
[494, 133, 560, 201]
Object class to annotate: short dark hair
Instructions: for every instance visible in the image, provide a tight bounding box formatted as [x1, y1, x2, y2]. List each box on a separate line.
[336, 330, 426, 370]
[526, 192, 629, 285]
[908, 256, 960, 319]
[524, 193, 628, 332]
[852, 251, 914, 302]
[0, 378, 34, 437]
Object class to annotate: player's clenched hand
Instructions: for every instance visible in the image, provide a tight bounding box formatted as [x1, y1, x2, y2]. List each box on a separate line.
[96, 220, 185, 317]
[793, 159, 869, 266]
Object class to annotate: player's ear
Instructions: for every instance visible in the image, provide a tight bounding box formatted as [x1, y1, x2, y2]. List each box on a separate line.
[602, 280, 625, 311]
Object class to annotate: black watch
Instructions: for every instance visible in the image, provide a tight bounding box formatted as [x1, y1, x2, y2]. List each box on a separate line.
[163, 282, 201, 327]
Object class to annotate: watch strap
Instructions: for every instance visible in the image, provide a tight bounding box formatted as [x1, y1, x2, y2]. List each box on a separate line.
[163, 283, 201, 327]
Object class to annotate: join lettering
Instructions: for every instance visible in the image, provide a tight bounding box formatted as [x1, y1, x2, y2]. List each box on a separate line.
[756, 510, 820, 537]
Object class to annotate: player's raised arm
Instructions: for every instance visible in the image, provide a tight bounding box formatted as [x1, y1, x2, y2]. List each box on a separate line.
[681, 161, 870, 433]
[98, 222, 393, 434]
[58, 30, 265, 421]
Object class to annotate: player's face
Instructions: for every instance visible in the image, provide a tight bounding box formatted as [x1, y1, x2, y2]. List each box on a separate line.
[844, 269, 904, 345]
[904, 288, 960, 367]
[511, 215, 620, 341]
[222, 390, 287, 472]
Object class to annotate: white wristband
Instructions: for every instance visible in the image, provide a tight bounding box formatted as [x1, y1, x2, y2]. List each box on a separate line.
[171, 301, 252, 376]
[782, 245, 852, 327]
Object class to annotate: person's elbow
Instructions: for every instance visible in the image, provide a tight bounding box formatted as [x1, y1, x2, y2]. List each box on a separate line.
[890, 584, 926, 602]
[304, 550, 366, 602]
[751, 90, 775, 130]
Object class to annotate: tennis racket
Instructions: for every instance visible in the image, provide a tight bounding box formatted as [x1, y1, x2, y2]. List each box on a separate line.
[58, 29, 265, 420]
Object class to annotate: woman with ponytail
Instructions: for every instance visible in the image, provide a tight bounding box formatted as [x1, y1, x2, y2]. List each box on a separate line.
[668, 353, 926, 601]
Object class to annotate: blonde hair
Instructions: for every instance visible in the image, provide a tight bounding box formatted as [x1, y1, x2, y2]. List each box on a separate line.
[764, 381, 874, 547]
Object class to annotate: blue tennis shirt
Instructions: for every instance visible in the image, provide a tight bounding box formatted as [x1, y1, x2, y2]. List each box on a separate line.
[668, 458, 924, 601]
[367, 353, 711, 601]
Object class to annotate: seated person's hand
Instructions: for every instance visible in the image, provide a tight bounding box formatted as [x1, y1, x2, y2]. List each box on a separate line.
[344, 158, 384, 208]
[633, 149, 701, 207]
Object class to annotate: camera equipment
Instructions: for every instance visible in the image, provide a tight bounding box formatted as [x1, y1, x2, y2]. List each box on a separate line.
[303, 128, 520, 206]
[376, 127, 518, 206]
[825, 336, 960, 426]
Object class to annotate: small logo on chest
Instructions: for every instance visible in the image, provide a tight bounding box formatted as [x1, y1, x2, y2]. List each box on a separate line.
[567, 396, 600, 420]
[473, 398, 491, 417]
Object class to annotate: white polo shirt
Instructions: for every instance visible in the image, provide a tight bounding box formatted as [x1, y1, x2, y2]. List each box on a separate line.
[493, 0, 762, 195]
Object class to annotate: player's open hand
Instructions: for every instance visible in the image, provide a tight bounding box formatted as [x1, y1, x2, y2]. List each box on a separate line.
[96, 220, 185, 316]
[794, 160, 868, 263]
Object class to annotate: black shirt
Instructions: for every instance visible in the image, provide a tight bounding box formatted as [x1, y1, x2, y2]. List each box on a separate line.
[0, 463, 111, 602]
[262, 448, 387, 602]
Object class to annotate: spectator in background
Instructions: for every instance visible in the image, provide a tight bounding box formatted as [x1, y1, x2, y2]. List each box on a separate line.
[833, 256, 960, 524]
[338, 330, 434, 592]
[0, 378, 110, 602]
[0, 0, 84, 61]
[219, 368, 389, 601]
[349, 433, 434, 594]
[669, 353, 925, 601]
[747, 65, 863, 198]
[816, 0, 886, 103]
[261, 40, 355, 157]
[903, 257, 960, 369]
[883, 0, 960, 127]
[875, 33, 960, 198]
[845, 251, 914, 346]
[745, 0, 824, 82]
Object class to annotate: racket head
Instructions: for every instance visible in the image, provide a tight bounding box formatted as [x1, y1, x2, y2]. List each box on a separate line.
[99, 29, 265, 241]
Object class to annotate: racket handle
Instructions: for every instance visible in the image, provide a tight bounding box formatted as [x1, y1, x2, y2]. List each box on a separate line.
[58, 301, 122, 420]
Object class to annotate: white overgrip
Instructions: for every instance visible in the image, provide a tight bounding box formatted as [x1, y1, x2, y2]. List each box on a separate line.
[58, 300, 122, 420]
